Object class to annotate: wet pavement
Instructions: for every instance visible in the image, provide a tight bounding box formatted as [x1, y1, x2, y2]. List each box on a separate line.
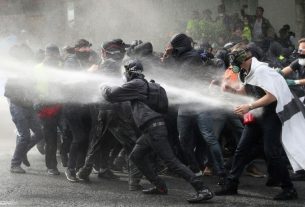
[0, 98, 305, 207]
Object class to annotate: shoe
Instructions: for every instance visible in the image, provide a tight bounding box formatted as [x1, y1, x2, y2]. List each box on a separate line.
[129, 184, 143, 191]
[290, 171, 305, 181]
[98, 169, 119, 180]
[202, 166, 213, 176]
[22, 155, 30, 167]
[142, 186, 168, 195]
[217, 176, 226, 186]
[273, 188, 298, 200]
[76, 167, 91, 182]
[92, 167, 99, 174]
[112, 156, 126, 172]
[48, 168, 60, 176]
[265, 177, 281, 187]
[215, 181, 238, 196]
[36, 141, 45, 155]
[65, 168, 78, 182]
[245, 164, 266, 178]
[60, 153, 68, 168]
[187, 187, 214, 203]
[10, 166, 26, 174]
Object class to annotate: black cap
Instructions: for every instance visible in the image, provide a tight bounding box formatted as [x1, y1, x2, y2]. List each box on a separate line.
[102, 39, 127, 54]
[75, 39, 92, 48]
[45, 43, 60, 56]
[170, 33, 192, 50]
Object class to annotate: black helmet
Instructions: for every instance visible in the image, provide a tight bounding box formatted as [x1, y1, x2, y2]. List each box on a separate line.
[124, 59, 143, 73]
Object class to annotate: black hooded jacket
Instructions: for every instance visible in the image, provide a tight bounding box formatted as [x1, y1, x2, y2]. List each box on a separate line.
[102, 75, 163, 129]
[170, 34, 202, 71]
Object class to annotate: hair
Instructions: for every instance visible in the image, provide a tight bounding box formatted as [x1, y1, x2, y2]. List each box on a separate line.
[298, 38, 305, 44]
[257, 6, 264, 13]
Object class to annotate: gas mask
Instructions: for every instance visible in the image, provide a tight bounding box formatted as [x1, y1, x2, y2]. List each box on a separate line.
[229, 49, 249, 73]
[298, 54, 305, 66]
[76, 51, 90, 61]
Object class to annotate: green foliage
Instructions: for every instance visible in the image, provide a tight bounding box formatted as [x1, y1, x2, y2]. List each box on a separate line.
[187, 19, 227, 43]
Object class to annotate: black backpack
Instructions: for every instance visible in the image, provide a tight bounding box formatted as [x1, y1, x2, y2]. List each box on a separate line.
[143, 79, 168, 114]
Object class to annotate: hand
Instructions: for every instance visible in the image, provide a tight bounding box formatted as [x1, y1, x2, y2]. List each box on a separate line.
[234, 104, 250, 116]
[221, 83, 236, 93]
[88, 64, 98, 73]
[286, 79, 297, 86]
[99, 84, 108, 92]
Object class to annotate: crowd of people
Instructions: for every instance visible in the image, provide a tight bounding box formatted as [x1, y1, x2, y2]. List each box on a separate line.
[1, 3, 305, 204]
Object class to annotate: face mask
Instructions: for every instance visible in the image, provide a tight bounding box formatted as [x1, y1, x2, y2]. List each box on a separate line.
[298, 58, 305, 66]
[122, 73, 128, 83]
[76, 51, 90, 60]
[232, 65, 241, 73]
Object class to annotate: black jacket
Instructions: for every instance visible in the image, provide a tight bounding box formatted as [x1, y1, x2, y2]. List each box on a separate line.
[102, 76, 163, 129]
[4, 78, 34, 107]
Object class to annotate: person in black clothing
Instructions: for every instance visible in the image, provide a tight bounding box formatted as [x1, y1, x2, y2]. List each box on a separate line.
[77, 39, 142, 187]
[5, 44, 43, 174]
[63, 39, 93, 182]
[101, 59, 213, 203]
[163, 33, 226, 183]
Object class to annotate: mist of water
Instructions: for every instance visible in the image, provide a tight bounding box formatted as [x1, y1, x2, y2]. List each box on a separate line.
[0, 55, 260, 117]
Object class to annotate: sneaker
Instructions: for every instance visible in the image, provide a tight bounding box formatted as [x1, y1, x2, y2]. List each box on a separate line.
[98, 169, 119, 180]
[48, 168, 60, 176]
[215, 181, 238, 196]
[217, 176, 226, 186]
[265, 177, 281, 187]
[273, 188, 298, 200]
[10, 166, 26, 174]
[22, 155, 30, 167]
[129, 184, 143, 191]
[76, 167, 91, 182]
[245, 164, 266, 178]
[92, 167, 99, 174]
[112, 156, 126, 172]
[65, 168, 78, 182]
[290, 171, 305, 181]
[202, 166, 213, 176]
[142, 186, 168, 195]
[187, 187, 214, 203]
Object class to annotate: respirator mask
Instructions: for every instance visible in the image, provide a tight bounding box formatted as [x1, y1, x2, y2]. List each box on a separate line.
[229, 49, 250, 73]
[298, 54, 305, 66]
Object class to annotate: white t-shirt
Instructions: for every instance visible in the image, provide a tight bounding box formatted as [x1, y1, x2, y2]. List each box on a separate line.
[253, 19, 263, 41]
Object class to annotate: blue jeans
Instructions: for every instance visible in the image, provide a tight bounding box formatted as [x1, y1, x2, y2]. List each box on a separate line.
[9, 102, 43, 167]
[178, 111, 225, 175]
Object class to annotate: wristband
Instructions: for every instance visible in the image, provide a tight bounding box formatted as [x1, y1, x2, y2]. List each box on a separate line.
[295, 80, 301, 85]
[248, 103, 254, 110]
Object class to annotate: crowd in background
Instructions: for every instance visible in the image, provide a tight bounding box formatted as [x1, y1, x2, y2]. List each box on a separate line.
[1, 3, 305, 204]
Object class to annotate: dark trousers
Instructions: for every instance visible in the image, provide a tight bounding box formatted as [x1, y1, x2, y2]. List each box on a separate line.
[84, 106, 142, 182]
[228, 112, 293, 190]
[40, 116, 59, 170]
[10, 103, 43, 167]
[130, 124, 197, 188]
[65, 107, 91, 170]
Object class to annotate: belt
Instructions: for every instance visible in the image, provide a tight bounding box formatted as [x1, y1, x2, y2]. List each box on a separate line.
[145, 121, 165, 131]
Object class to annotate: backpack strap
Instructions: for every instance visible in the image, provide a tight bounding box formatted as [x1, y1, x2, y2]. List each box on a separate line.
[142, 79, 150, 100]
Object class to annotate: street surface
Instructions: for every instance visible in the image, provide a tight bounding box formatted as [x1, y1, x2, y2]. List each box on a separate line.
[0, 98, 304, 207]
